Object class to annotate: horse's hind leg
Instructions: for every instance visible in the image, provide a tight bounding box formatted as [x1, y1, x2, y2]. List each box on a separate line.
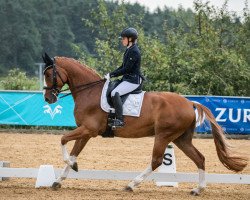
[125, 133, 171, 191]
[173, 128, 206, 196]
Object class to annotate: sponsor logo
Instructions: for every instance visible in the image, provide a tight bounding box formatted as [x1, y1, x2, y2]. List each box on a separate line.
[215, 108, 250, 123]
[43, 105, 62, 119]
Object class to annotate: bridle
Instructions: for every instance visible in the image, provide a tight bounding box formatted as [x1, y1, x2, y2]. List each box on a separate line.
[43, 63, 66, 97]
[43, 62, 105, 99]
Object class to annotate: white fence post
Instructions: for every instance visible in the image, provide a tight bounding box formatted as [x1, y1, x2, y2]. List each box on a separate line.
[35, 165, 56, 188]
[0, 161, 10, 181]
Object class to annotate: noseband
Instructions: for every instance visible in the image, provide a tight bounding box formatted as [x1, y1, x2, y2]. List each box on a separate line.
[43, 63, 66, 97]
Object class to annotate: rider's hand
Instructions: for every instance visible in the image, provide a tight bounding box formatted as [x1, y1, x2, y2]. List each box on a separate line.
[104, 73, 110, 80]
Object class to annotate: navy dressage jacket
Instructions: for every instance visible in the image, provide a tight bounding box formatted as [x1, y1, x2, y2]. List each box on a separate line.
[110, 44, 142, 84]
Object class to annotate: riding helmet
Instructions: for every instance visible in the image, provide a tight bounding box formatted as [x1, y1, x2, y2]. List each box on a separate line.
[120, 27, 138, 40]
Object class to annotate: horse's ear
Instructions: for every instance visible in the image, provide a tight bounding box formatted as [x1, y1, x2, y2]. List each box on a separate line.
[42, 52, 54, 67]
[42, 54, 46, 63]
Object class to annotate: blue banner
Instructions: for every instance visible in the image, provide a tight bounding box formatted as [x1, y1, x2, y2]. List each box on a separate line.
[0, 91, 76, 127]
[0, 91, 249, 134]
[187, 96, 250, 134]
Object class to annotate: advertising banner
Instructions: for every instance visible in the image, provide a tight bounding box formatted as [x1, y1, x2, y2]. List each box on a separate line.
[0, 91, 76, 127]
[187, 96, 250, 134]
[0, 91, 249, 134]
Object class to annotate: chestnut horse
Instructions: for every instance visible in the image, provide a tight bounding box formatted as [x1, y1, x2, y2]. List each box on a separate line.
[42, 54, 247, 195]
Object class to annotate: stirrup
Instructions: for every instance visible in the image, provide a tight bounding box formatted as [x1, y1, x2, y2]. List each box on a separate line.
[111, 119, 125, 129]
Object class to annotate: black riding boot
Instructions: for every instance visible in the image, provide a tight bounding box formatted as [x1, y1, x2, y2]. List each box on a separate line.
[111, 92, 125, 128]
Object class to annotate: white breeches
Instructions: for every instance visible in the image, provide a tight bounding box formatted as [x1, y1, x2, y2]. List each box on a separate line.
[111, 81, 140, 97]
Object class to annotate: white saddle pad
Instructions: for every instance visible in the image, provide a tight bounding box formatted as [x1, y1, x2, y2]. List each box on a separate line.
[101, 80, 146, 117]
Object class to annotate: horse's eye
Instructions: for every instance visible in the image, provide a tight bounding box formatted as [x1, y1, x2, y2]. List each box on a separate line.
[46, 74, 50, 78]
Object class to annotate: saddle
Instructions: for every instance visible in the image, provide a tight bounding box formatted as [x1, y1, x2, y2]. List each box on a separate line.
[106, 79, 143, 107]
[102, 79, 143, 138]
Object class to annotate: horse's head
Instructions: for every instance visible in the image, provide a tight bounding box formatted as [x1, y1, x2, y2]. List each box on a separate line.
[42, 53, 68, 104]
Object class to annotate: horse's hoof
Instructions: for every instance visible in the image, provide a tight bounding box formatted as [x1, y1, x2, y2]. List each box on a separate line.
[71, 162, 78, 172]
[51, 182, 61, 190]
[123, 186, 133, 192]
[190, 189, 200, 196]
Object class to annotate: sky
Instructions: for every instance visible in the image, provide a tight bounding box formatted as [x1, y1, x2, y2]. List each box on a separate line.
[122, 0, 249, 14]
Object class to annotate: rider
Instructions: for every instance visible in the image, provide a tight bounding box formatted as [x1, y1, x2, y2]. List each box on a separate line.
[105, 27, 143, 128]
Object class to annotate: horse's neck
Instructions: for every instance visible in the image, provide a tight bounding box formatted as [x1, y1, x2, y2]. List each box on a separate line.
[58, 58, 102, 101]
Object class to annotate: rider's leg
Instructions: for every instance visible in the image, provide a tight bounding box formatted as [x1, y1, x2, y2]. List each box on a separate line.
[111, 81, 140, 97]
[111, 81, 140, 127]
[111, 92, 124, 127]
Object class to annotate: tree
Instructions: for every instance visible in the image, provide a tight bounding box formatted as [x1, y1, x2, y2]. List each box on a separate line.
[178, 0, 250, 95]
[0, 0, 249, 95]
[80, 0, 170, 92]
[1, 68, 38, 90]
[0, 0, 41, 74]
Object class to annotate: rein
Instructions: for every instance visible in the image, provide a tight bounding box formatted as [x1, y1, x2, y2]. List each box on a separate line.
[43, 63, 105, 99]
[59, 79, 105, 99]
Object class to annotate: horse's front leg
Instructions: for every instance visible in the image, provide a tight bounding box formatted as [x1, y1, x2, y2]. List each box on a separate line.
[68, 136, 91, 171]
[61, 126, 92, 168]
[52, 127, 92, 189]
[61, 144, 77, 170]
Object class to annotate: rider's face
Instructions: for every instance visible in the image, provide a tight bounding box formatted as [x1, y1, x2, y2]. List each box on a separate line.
[121, 37, 129, 46]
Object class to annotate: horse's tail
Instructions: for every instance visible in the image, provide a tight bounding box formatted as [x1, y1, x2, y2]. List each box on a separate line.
[193, 103, 248, 172]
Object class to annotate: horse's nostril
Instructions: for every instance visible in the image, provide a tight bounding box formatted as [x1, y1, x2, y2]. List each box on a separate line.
[45, 97, 50, 102]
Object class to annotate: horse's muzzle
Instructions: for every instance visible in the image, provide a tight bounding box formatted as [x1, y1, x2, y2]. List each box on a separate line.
[45, 97, 50, 103]
[44, 92, 58, 104]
